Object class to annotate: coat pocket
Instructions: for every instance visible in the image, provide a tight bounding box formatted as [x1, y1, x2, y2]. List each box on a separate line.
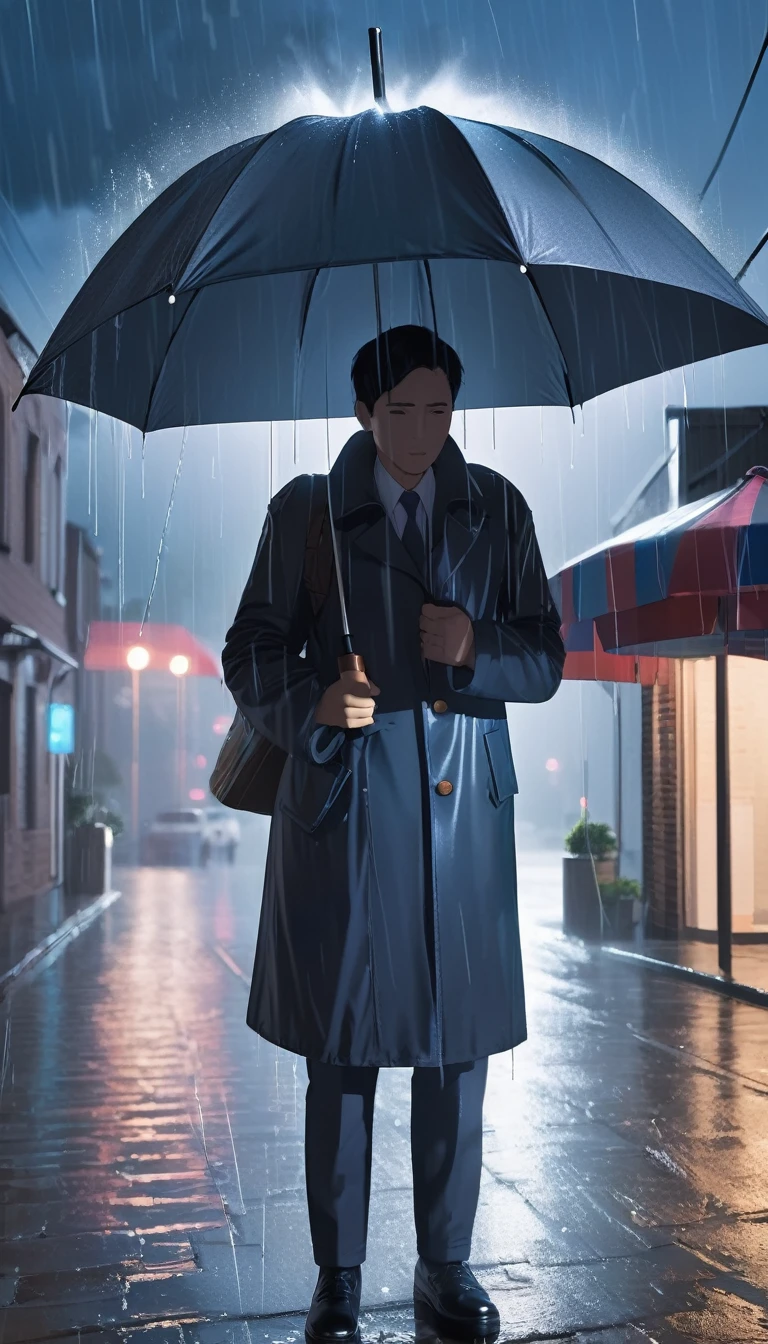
[484, 723, 518, 804]
[280, 757, 352, 834]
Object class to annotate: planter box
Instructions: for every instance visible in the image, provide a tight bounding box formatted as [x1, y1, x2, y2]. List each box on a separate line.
[66, 823, 113, 896]
[562, 855, 621, 941]
[563, 856, 602, 940]
[601, 898, 635, 941]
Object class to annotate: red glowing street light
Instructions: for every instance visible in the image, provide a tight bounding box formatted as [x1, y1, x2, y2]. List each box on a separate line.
[84, 622, 221, 855]
[85, 622, 220, 677]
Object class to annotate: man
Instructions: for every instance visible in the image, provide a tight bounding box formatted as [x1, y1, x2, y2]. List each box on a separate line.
[222, 324, 564, 1342]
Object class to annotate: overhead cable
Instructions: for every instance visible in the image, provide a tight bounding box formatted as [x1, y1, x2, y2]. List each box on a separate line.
[699, 27, 768, 201]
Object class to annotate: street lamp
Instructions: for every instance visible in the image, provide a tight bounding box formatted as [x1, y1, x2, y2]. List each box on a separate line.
[126, 645, 150, 672]
[126, 645, 150, 856]
[170, 653, 190, 805]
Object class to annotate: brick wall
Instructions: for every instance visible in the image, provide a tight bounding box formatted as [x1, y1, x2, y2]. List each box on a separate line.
[0, 827, 52, 907]
[642, 674, 683, 937]
[1, 320, 70, 910]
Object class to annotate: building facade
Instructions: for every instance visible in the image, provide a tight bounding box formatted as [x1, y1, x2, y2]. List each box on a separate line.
[0, 309, 74, 909]
[618, 406, 768, 946]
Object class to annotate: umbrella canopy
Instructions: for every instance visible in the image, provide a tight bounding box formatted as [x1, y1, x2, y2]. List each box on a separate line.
[84, 621, 221, 678]
[17, 107, 768, 431]
[551, 466, 768, 657]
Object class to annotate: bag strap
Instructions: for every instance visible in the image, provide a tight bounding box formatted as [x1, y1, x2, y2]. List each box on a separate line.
[303, 476, 334, 619]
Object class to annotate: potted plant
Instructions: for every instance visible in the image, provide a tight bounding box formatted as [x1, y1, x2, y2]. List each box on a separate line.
[562, 818, 617, 940]
[65, 762, 124, 896]
[598, 877, 642, 940]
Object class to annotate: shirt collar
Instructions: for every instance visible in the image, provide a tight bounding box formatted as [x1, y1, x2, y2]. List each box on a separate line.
[374, 455, 436, 516]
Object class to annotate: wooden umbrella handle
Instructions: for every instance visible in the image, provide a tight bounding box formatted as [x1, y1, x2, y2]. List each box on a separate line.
[338, 652, 366, 676]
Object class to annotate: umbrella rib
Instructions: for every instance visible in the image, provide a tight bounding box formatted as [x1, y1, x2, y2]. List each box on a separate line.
[143, 289, 203, 433]
[29, 138, 270, 380]
[491, 125, 631, 275]
[298, 268, 321, 352]
[422, 259, 439, 337]
[523, 268, 576, 413]
[175, 127, 282, 290]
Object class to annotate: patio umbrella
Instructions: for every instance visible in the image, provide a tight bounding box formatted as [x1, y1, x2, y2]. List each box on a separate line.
[14, 33, 768, 432]
[551, 466, 768, 657]
[551, 465, 768, 979]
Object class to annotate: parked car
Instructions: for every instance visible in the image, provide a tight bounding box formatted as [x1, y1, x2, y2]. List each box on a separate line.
[204, 807, 240, 864]
[143, 808, 240, 866]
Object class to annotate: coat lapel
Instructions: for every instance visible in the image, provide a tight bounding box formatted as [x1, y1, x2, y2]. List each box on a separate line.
[328, 429, 489, 595]
[430, 437, 489, 597]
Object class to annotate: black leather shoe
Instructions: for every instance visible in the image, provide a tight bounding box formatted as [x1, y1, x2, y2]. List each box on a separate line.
[305, 1266, 362, 1343]
[414, 1258, 500, 1340]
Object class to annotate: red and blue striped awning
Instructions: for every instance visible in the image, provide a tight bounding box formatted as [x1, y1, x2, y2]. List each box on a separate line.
[562, 618, 669, 684]
[551, 466, 768, 652]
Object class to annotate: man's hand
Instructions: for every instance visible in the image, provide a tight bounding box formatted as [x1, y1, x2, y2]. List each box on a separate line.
[315, 670, 381, 730]
[420, 603, 476, 669]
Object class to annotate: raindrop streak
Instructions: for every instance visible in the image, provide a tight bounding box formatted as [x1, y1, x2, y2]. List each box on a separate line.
[486, 0, 504, 56]
[89, 0, 112, 132]
[217, 424, 224, 540]
[84, 411, 92, 520]
[94, 415, 99, 537]
[140, 428, 187, 633]
[23, 0, 37, 87]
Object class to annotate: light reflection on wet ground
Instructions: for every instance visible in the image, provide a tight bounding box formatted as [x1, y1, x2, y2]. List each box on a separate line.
[0, 852, 767, 1341]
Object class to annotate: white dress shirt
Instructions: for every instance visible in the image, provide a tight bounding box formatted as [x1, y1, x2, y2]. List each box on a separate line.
[374, 455, 435, 546]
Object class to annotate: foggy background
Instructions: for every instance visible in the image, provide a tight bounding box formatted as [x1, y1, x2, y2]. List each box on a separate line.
[2, 0, 768, 846]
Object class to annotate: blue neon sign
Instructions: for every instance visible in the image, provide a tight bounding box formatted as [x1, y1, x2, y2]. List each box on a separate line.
[48, 703, 75, 754]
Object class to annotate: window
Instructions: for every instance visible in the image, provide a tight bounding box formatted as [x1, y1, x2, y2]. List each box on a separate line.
[48, 456, 63, 592]
[24, 434, 39, 567]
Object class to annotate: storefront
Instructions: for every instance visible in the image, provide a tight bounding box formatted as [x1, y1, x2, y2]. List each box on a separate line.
[640, 652, 768, 991]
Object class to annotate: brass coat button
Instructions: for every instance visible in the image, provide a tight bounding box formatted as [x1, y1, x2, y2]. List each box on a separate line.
[436, 780, 453, 796]
[433, 699, 448, 714]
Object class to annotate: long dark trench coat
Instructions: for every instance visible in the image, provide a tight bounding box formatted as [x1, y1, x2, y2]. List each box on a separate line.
[222, 430, 564, 1067]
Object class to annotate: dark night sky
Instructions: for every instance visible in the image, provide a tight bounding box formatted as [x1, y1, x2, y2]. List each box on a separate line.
[2, 3, 767, 226]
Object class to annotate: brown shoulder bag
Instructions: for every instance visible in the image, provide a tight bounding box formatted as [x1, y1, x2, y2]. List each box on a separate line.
[209, 486, 333, 815]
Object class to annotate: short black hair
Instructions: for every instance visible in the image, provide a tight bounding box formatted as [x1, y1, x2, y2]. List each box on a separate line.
[351, 324, 463, 413]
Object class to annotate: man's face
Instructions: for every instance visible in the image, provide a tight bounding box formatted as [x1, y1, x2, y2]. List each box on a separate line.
[355, 366, 453, 480]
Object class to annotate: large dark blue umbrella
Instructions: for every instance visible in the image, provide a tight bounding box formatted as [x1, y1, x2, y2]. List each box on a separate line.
[17, 33, 768, 431]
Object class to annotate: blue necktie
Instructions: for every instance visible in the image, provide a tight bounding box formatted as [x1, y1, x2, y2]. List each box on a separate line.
[399, 490, 425, 575]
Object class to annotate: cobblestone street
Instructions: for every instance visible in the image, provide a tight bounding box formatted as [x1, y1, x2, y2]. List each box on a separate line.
[1, 846, 768, 1342]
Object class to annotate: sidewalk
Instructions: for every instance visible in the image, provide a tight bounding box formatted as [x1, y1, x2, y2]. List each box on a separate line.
[0, 883, 121, 993]
[0, 851, 766, 1341]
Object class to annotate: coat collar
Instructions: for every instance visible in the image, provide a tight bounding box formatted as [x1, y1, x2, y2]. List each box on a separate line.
[328, 430, 489, 593]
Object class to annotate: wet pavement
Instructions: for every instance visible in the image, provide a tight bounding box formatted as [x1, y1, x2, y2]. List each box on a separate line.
[632, 938, 768, 994]
[1, 844, 768, 1342]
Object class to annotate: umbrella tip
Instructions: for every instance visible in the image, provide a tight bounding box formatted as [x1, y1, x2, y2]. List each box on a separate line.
[368, 27, 391, 112]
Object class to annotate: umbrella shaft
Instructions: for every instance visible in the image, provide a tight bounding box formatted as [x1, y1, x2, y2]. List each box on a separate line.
[326, 470, 351, 639]
[368, 28, 386, 104]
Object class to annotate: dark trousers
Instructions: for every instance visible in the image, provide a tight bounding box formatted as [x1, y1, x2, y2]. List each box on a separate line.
[304, 1057, 489, 1268]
